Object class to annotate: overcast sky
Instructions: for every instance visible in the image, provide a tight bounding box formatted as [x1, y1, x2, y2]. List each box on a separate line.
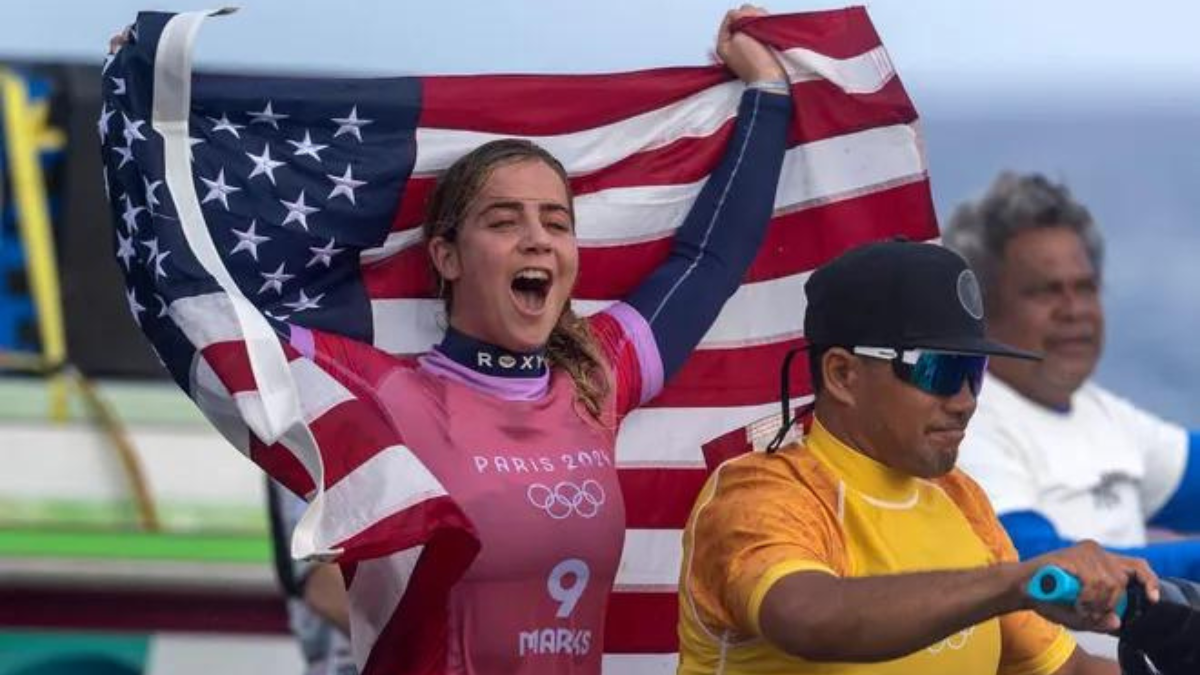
[3, 0, 1199, 104]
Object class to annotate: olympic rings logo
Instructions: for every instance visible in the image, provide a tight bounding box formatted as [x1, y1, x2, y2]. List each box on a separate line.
[926, 626, 975, 654]
[526, 480, 606, 520]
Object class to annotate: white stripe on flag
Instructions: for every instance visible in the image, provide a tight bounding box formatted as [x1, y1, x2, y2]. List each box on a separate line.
[578, 120, 922, 244]
[616, 528, 683, 590]
[319, 444, 449, 549]
[288, 358, 356, 424]
[602, 653, 678, 675]
[190, 352, 251, 455]
[370, 267, 811, 356]
[615, 397, 812, 467]
[171, 292, 245, 349]
[780, 44, 894, 94]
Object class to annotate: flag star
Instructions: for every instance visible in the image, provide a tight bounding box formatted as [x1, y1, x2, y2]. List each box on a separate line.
[207, 113, 245, 138]
[280, 191, 320, 230]
[126, 287, 146, 324]
[155, 294, 169, 318]
[102, 53, 115, 74]
[122, 113, 147, 145]
[112, 143, 135, 169]
[143, 177, 163, 214]
[110, 77, 127, 96]
[200, 168, 241, 210]
[331, 106, 373, 142]
[326, 164, 367, 205]
[98, 103, 115, 144]
[248, 101, 289, 129]
[306, 238, 345, 268]
[116, 231, 137, 270]
[140, 237, 161, 263]
[230, 220, 271, 261]
[283, 289, 324, 313]
[246, 144, 286, 184]
[120, 195, 146, 232]
[152, 249, 171, 279]
[287, 130, 328, 162]
[258, 262, 294, 295]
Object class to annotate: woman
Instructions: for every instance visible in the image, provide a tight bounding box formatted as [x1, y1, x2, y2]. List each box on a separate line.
[299, 7, 789, 673]
[111, 6, 791, 674]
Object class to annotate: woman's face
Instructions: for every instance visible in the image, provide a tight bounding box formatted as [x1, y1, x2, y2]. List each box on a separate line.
[429, 159, 578, 352]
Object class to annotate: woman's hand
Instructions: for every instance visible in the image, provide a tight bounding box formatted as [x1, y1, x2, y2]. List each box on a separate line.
[109, 26, 132, 54]
[715, 5, 786, 85]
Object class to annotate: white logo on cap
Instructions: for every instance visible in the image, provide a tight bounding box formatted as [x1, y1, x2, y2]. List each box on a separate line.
[957, 269, 984, 320]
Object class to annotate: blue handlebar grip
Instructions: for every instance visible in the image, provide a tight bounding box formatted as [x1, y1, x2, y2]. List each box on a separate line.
[1027, 565, 1128, 618]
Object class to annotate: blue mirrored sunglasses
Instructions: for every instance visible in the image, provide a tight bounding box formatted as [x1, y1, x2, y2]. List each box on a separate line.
[853, 347, 988, 397]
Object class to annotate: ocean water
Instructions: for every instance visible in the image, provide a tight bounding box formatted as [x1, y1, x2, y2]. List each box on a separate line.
[921, 100, 1200, 427]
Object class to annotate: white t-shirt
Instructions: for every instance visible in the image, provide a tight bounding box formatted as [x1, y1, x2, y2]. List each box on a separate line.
[958, 377, 1189, 547]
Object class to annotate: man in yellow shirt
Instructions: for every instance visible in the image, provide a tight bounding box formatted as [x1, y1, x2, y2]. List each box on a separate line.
[677, 241, 1159, 675]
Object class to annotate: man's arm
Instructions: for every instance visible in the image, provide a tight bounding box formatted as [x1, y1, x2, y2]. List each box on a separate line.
[760, 565, 1025, 661]
[759, 541, 1155, 663]
[1003, 510, 1200, 581]
[1148, 431, 1200, 534]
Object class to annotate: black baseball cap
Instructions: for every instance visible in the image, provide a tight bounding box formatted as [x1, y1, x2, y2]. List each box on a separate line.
[803, 240, 1038, 359]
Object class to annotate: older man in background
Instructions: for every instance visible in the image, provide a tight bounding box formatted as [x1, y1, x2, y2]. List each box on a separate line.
[945, 172, 1200, 583]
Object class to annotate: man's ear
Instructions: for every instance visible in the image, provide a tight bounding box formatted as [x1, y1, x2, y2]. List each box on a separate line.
[822, 347, 859, 408]
[428, 236, 462, 282]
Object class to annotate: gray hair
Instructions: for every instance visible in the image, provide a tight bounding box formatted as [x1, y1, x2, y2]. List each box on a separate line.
[943, 172, 1105, 304]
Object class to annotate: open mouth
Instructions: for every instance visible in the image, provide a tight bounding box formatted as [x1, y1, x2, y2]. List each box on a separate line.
[511, 268, 552, 315]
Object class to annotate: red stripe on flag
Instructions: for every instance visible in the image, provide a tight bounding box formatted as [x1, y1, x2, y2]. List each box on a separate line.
[312, 400, 401, 488]
[788, 76, 915, 143]
[336, 495, 478, 566]
[746, 179, 937, 281]
[359, 521, 481, 675]
[647, 337, 812, 409]
[741, 7, 882, 59]
[574, 180, 938, 298]
[251, 437, 316, 498]
[619, 467, 708, 529]
[200, 341, 256, 395]
[363, 245, 431, 299]
[392, 177, 435, 235]
[604, 590, 679, 654]
[420, 68, 729, 134]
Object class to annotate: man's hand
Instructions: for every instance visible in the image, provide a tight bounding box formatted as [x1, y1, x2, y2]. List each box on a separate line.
[1021, 540, 1159, 632]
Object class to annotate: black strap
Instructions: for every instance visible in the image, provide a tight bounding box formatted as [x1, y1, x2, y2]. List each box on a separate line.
[766, 345, 808, 453]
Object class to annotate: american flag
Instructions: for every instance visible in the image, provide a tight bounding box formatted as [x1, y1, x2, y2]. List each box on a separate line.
[101, 8, 937, 673]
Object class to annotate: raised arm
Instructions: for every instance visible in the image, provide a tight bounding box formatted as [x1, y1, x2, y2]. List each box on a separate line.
[622, 7, 792, 382]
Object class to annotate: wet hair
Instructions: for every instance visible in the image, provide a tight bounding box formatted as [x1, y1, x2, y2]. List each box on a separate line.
[423, 139, 609, 420]
[943, 172, 1104, 308]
